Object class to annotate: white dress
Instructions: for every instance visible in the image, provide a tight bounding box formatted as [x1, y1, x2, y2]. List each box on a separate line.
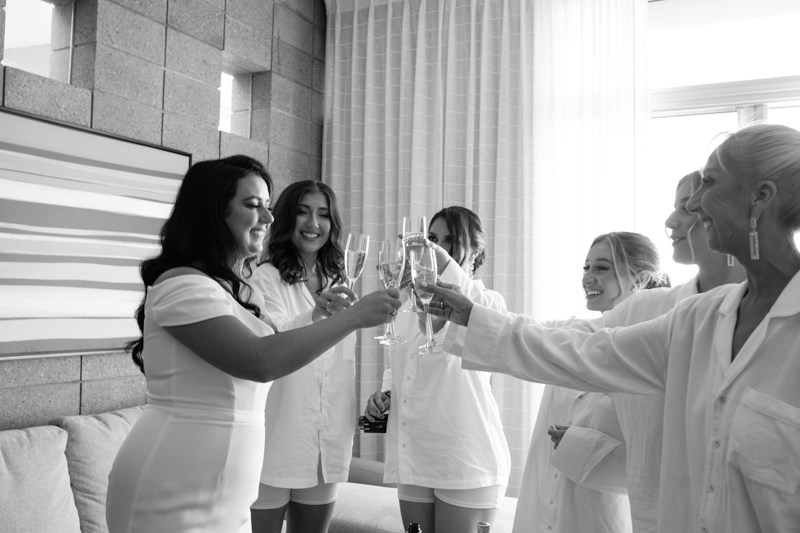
[106, 275, 273, 533]
[250, 263, 357, 487]
[382, 262, 510, 490]
[453, 272, 800, 533]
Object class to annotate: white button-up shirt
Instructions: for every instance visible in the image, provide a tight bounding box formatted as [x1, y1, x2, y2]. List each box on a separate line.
[448, 279, 700, 533]
[453, 272, 800, 533]
[381, 261, 510, 489]
[522, 384, 632, 533]
[251, 263, 357, 487]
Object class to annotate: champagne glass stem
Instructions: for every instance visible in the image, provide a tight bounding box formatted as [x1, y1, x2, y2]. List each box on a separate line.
[424, 305, 434, 345]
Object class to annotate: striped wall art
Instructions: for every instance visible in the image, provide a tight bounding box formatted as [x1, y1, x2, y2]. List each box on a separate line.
[0, 110, 190, 358]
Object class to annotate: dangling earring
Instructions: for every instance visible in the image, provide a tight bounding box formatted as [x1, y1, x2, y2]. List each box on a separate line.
[727, 254, 735, 267]
[468, 257, 475, 280]
[749, 217, 760, 260]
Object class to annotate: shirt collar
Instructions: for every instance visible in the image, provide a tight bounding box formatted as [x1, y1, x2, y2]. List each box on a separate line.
[719, 269, 800, 318]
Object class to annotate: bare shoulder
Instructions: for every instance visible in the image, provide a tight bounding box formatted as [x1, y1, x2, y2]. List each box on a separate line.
[153, 266, 210, 287]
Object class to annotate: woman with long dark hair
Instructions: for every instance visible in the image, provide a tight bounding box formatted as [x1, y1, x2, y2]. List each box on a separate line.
[249, 180, 354, 533]
[106, 157, 400, 533]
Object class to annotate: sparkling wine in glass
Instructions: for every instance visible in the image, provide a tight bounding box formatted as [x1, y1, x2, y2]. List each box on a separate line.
[401, 216, 427, 312]
[375, 240, 406, 345]
[344, 233, 369, 291]
[411, 246, 441, 354]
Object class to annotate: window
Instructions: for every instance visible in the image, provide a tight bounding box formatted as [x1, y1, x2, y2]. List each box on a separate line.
[219, 71, 253, 137]
[2, 0, 75, 83]
[641, 0, 800, 285]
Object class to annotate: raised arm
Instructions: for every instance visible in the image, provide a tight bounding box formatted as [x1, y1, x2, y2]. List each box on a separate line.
[165, 287, 400, 383]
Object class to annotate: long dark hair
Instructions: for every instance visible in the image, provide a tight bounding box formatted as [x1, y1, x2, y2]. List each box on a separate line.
[127, 155, 273, 373]
[263, 180, 345, 291]
[430, 206, 487, 274]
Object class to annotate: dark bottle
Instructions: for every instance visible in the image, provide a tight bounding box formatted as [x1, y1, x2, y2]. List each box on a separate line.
[477, 521, 491, 533]
[405, 523, 422, 533]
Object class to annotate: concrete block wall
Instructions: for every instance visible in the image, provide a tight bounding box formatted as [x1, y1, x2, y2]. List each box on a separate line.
[0, 0, 327, 431]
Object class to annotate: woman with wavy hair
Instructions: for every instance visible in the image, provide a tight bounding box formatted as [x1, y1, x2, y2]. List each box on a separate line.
[249, 180, 355, 533]
[106, 159, 400, 533]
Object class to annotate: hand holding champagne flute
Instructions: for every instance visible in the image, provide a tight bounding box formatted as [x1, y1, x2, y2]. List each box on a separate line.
[344, 233, 369, 292]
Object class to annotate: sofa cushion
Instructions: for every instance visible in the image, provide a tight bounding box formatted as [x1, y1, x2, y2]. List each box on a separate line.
[0, 425, 82, 533]
[51, 406, 144, 533]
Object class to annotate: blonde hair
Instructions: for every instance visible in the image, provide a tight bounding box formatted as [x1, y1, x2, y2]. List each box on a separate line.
[591, 232, 670, 300]
[719, 124, 800, 231]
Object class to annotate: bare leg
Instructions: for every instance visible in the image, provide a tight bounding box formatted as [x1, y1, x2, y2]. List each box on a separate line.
[434, 496, 497, 533]
[285, 501, 336, 533]
[251, 505, 289, 533]
[399, 500, 435, 533]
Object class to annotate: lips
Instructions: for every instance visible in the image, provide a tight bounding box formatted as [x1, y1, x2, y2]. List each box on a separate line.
[585, 289, 602, 297]
[300, 231, 320, 240]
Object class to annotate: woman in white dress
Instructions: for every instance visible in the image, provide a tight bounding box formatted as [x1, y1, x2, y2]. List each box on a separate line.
[364, 206, 510, 533]
[105, 156, 401, 533]
[249, 180, 355, 533]
[426, 124, 800, 532]
[530, 231, 670, 533]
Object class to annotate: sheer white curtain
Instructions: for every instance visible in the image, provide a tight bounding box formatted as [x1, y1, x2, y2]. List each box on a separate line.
[322, 0, 647, 496]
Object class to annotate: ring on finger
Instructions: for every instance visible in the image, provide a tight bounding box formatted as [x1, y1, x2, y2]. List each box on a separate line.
[326, 301, 334, 313]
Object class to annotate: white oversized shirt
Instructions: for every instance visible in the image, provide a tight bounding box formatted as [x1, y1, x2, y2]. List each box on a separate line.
[520, 384, 632, 533]
[381, 261, 510, 489]
[448, 278, 700, 533]
[251, 263, 357, 487]
[454, 272, 800, 533]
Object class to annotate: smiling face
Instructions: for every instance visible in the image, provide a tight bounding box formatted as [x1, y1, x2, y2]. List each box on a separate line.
[224, 173, 273, 265]
[688, 144, 749, 255]
[289, 190, 331, 265]
[582, 240, 633, 312]
[665, 178, 700, 265]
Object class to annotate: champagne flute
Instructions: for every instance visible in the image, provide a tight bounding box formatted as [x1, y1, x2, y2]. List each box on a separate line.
[344, 233, 369, 292]
[374, 240, 407, 345]
[401, 216, 427, 312]
[411, 246, 442, 354]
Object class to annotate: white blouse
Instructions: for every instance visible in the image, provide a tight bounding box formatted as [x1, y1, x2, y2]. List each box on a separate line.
[448, 278, 700, 533]
[453, 272, 800, 533]
[250, 263, 357, 488]
[380, 261, 510, 489]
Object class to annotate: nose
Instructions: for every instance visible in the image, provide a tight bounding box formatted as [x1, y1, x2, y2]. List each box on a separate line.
[260, 206, 273, 224]
[664, 210, 678, 230]
[582, 270, 593, 285]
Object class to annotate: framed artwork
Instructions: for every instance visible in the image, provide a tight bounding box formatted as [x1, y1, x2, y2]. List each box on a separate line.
[0, 109, 190, 358]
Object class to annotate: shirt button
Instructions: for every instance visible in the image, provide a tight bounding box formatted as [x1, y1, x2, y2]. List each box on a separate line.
[713, 439, 720, 447]
[548, 527, 552, 531]
[709, 484, 714, 492]
[403, 444, 406, 448]
[550, 500, 554, 505]
[554, 474, 558, 479]
[701, 527, 707, 532]
[719, 396, 725, 403]
[407, 377, 410, 380]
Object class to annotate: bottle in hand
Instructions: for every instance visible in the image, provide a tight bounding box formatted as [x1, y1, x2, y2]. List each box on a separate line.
[406, 523, 422, 533]
[477, 521, 491, 533]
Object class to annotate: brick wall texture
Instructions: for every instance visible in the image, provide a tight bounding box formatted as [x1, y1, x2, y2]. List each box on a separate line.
[0, 0, 327, 430]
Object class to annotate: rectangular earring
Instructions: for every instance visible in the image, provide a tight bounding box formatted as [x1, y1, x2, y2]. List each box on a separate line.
[749, 217, 759, 260]
[727, 254, 735, 267]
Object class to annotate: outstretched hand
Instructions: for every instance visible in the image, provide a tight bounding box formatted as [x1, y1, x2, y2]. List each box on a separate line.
[418, 280, 473, 327]
[347, 288, 402, 328]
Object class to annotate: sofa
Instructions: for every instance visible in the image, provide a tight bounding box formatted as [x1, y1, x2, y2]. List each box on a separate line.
[0, 406, 517, 532]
